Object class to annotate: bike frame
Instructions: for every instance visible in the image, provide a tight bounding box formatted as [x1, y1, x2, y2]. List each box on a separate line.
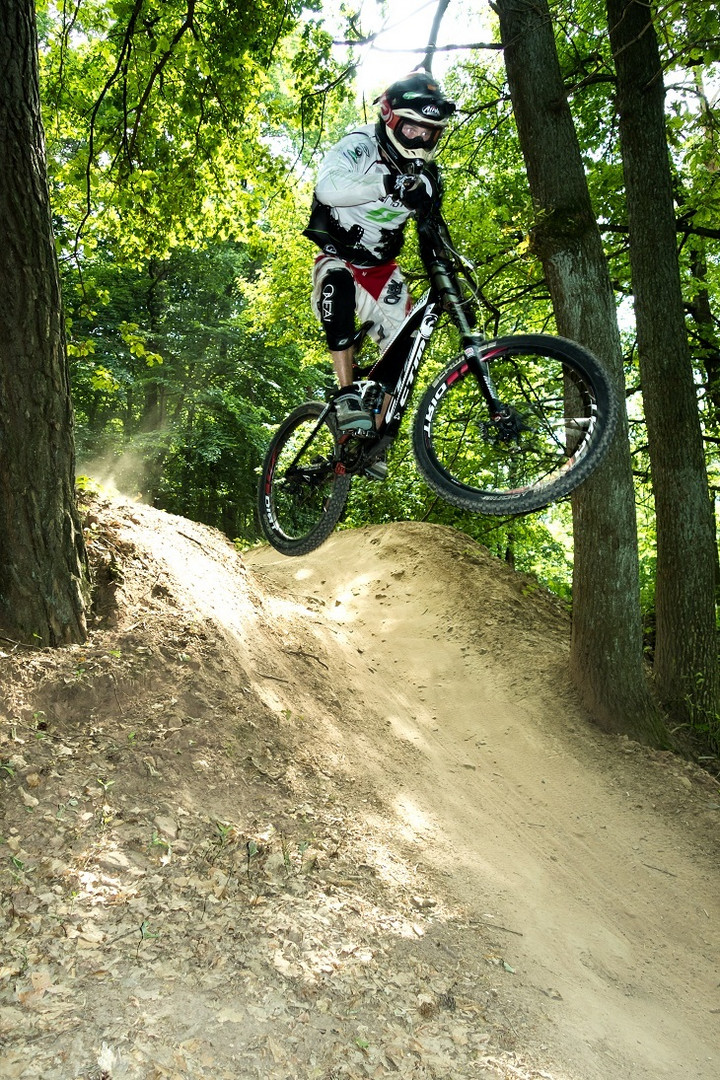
[364, 288, 441, 434]
[285, 218, 507, 478]
[368, 218, 510, 430]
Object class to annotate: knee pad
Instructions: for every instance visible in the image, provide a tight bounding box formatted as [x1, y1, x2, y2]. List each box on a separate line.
[319, 268, 356, 350]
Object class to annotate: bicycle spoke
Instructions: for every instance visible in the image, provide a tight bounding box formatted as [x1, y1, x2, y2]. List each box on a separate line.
[258, 403, 351, 555]
[413, 335, 617, 515]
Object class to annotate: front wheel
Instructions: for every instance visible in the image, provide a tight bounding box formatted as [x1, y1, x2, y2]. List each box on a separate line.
[258, 402, 351, 556]
[412, 334, 618, 516]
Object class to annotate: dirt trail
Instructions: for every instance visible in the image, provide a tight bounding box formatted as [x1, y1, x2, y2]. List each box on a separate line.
[247, 523, 720, 1080]
[1, 500, 718, 1080]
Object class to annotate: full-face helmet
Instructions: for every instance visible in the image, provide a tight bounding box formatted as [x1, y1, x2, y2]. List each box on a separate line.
[375, 70, 456, 171]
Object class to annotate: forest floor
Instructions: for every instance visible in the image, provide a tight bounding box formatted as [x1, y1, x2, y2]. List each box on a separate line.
[0, 494, 718, 1080]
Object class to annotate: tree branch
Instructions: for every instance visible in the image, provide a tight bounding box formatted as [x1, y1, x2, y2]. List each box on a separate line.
[126, 0, 197, 164]
[423, 0, 451, 72]
[600, 220, 720, 242]
[78, 0, 145, 250]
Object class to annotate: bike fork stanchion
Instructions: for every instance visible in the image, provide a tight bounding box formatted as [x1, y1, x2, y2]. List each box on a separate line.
[462, 337, 506, 419]
[429, 255, 506, 420]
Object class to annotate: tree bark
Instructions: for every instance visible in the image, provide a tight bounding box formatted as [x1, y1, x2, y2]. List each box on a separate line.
[687, 248, 720, 417]
[0, 0, 89, 645]
[495, 0, 666, 744]
[606, 0, 719, 730]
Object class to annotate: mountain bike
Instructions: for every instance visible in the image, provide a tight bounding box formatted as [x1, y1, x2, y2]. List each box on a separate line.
[257, 215, 618, 557]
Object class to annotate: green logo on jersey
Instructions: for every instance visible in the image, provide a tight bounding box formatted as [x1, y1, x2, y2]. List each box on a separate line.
[344, 143, 371, 164]
[367, 207, 405, 223]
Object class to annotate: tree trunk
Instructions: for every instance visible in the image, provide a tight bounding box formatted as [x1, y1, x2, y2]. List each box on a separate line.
[687, 245, 720, 427]
[495, 0, 666, 744]
[0, 0, 89, 645]
[606, 0, 719, 731]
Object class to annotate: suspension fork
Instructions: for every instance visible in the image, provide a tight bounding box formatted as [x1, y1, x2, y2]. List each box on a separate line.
[462, 338, 506, 418]
[428, 258, 505, 418]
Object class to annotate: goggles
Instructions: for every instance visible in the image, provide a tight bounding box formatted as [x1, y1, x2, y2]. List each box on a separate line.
[395, 119, 443, 152]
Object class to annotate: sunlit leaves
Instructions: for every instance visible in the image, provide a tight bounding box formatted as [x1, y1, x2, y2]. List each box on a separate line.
[40, 1, 340, 261]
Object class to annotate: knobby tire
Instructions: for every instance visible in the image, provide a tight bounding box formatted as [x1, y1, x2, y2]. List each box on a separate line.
[412, 334, 618, 515]
[257, 401, 351, 556]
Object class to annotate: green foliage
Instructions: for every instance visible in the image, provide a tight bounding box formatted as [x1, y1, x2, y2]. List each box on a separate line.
[33, 1, 720, 741]
[39, 1, 340, 261]
[63, 239, 330, 539]
[39, 1, 358, 542]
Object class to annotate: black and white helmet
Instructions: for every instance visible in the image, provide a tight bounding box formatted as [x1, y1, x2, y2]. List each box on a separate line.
[376, 70, 456, 170]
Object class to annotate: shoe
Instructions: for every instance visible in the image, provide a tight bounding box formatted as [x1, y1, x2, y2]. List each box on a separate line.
[364, 451, 388, 481]
[335, 391, 373, 432]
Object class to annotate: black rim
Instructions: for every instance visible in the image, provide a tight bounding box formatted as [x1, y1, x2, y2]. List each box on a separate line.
[419, 341, 610, 505]
[261, 408, 343, 545]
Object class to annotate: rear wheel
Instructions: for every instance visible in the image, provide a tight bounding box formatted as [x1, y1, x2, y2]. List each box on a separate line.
[412, 334, 618, 515]
[258, 402, 351, 555]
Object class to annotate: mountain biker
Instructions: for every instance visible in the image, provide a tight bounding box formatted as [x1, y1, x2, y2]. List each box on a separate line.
[303, 69, 456, 478]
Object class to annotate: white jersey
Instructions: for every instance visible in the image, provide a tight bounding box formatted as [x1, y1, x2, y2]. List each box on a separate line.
[311, 125, 413, 266]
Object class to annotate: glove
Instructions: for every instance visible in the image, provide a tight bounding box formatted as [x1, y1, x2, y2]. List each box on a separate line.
[384, 172, 437, 216]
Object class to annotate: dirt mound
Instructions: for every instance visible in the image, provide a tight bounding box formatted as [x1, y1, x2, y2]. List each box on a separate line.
[1, 497, 718, 1080]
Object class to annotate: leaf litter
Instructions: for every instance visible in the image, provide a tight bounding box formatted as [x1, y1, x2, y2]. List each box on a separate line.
[0, 495, 565, 1080]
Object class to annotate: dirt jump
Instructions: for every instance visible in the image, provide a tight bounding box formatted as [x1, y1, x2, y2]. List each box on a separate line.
[1, 497, 717, 1080]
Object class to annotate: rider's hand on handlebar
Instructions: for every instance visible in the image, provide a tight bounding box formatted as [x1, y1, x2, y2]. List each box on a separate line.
[384, 172, 437, 216]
